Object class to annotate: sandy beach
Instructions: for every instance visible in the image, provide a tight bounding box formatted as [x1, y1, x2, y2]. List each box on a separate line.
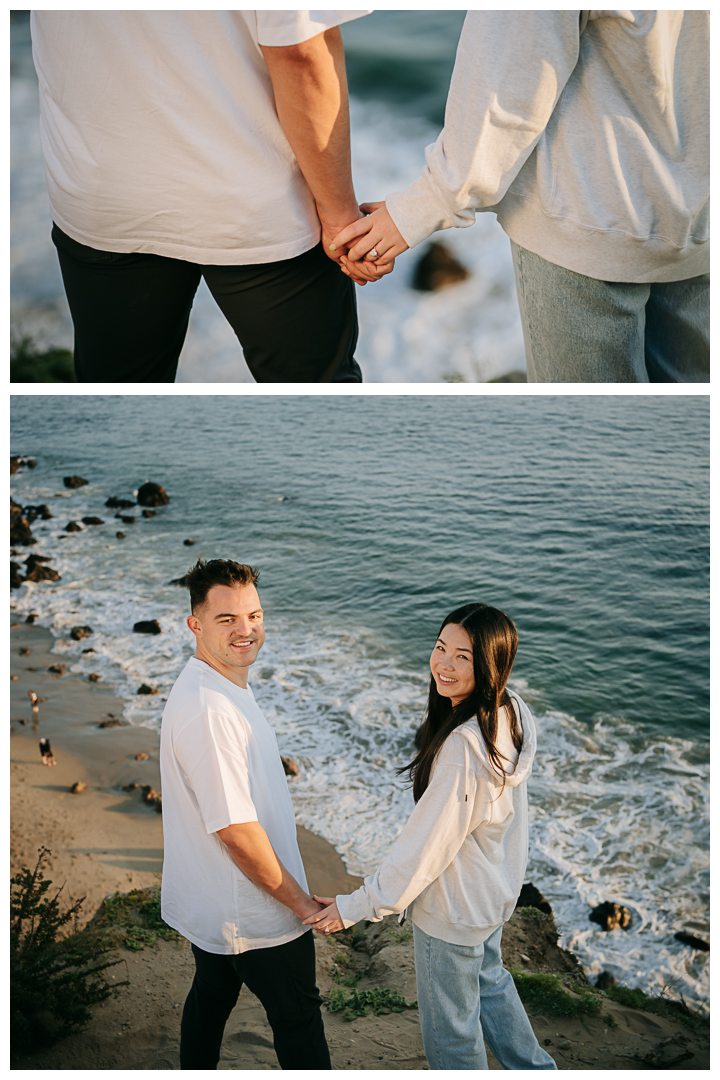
[10, 619, 709, 1070]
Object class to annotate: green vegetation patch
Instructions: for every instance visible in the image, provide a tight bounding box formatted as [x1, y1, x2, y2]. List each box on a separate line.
[327, 987, 418, 1021]
[11, 336, 76, 382]
[11, 848, 126, 1058]
[96, 885, 182, 952]
[602, 984, 706, 1030]
[509, 969, 603, 1019]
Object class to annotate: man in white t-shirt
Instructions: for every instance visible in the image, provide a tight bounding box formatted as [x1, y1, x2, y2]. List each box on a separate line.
[31, 10, 383, 383]
[160, 559, 331, 1069]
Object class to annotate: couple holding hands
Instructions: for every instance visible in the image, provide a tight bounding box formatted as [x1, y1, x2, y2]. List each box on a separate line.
[32, 10, 708, 383]
[159, 559, 555, 1070]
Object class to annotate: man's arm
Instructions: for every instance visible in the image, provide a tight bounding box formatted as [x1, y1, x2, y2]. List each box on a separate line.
[260, 29, 390, 284]
[217, 821, 322, 920]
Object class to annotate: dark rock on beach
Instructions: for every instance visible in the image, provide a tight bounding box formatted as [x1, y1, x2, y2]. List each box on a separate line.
[63, 475, 89, 489]
[595, 970, 617, 989]
[133, 619, 162, 635]
[137, 482, 169, 507]
[98, 717, 123, 728]
[116, 532, 125, 539]
[141, 509, 156, 519]
[411, 241, 470, 292]
[589, 901, 632, 932]
[81, 647, 95, 653]
[105, 496, 135, 509]
[48, 664, 67, 676]
[24, 563, 61, 583]
[183, 538, 195, 546]
[88, 673, 102, 682]
[137, 684, 158, 695]
[64, 521, 83, 532]
[24, 503, 54, 520]
[81, 516, 104, 526]
[516, 883, 554, 917]
[11, 562, 24, 589]
[70, 781, 86, 794]
[281, 755, 299, 777]
[674, 931, 709, 951]
[10, 510, 36, 546]
[116, 514, 136, 524]
[11, 456, 37, 475]
[70, 625, 93, 640]
[25, 613, 38, 623]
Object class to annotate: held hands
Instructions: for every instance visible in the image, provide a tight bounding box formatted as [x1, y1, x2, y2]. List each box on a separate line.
[318, 207, 393, 286]
[302, 895, 345, 935]
[331, 202, 408, 277]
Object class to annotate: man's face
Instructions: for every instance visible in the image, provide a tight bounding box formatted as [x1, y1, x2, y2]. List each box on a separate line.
[187, 583, 265, 687]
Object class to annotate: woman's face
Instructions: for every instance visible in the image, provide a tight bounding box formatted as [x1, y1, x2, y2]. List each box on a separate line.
[430, 622, 476, 707]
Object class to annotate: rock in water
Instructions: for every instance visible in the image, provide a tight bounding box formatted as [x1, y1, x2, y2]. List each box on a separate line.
[133, 619, 162, 634]
[98, 718, 123, 728]
[105, 496, 135, 509]
[24, 564, 61, 583]
[70, 625, 93, 640]
[116, 532, 125, 540]
[48, 664, 67, 676]
[137, 482, 169, 507]
[183, 538, 195, 546]
[516, 883, 553, 916]
[64, 521, 83, 532]
[63, 475, 88, 488]
[137, 684, 158, 695]
[116, 514, 136, 524]
[141, 509, 156, 519]
[281, 755, 299, 777]
[589, 901, 632, 931]
[81, 516, 104, 526]
[11, 562, 24, 589]
[411, 241, 470, 292]
[674, 931, 709, 951]
[88, 673, 101, 682]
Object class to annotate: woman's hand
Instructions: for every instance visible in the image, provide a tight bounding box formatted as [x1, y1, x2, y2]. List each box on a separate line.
[331, 202, 408, 272]
[302, 896, 345, 935]
[318, 209, 393, 286]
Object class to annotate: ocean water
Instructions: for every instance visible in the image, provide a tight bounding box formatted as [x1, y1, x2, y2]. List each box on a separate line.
[10, 11, 524, 380]
[10, 395, 709, 1009]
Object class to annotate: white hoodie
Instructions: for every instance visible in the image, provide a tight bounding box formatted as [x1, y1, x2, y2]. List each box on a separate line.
[336, 691, 536, 946]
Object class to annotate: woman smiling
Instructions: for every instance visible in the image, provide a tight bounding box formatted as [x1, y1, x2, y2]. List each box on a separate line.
[304, 603, 555, 1070]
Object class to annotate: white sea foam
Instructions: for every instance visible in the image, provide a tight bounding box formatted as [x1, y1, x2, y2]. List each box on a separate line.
[12, 479, 708, 1012]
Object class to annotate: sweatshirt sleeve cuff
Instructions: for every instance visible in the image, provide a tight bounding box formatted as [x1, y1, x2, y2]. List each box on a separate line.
[386, 166, 477, 249]
[336, 889, 379, 929]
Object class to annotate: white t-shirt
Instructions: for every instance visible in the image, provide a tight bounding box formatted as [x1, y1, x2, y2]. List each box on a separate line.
[30, 10, 370, 264]
[160, 656, 307, 954]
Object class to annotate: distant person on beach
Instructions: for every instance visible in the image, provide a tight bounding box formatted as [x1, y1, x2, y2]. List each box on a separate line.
[304, 603, 556, 1071]
[30, 10, 386, 384]
[334, 11, 710, 383]
[160, 559, 332, 1071]
[39, 737, 56, 766]
[28, 690, 39, 715]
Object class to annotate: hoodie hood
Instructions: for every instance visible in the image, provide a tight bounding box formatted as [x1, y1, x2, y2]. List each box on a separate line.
[456, 689, 536, 788]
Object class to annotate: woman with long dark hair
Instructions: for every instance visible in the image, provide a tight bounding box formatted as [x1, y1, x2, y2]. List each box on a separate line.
[304, 603, 556, 1070]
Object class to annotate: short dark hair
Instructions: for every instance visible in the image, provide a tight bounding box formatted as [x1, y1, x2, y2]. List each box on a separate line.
[183, 559, 260, 612]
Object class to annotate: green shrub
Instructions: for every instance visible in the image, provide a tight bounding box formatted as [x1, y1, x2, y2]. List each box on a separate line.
[95, 885, 182, 951]
[327, 987, 418, 1021]
[509, 969, 602, 1018]
[11, 336, 75, 382]
[11, 848, 126, 1058]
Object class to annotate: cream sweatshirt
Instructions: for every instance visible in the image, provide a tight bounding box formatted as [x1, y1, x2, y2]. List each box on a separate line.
[385, 11, 709, 284]
[335, 691, 536, 946]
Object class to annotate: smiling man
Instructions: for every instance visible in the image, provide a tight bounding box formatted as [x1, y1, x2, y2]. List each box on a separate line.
[159, 559, 331, 1070]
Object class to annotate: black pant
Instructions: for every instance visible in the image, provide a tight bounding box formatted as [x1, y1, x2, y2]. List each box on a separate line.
[51, 224, 361, 384]
[180, 931, 331, 1071]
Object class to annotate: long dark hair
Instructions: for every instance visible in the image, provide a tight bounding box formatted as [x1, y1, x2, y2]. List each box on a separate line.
[399, 603, 523, 802]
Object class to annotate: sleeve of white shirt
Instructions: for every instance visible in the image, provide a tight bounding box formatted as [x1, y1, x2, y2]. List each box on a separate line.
[336, 732, 492, 928]
[255, 10, 372, 47]
[385, 10, 583, 248]
[174, 709, 259, 835]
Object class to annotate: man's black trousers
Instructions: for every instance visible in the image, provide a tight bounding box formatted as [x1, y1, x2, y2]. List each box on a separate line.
[51, 225, 361, 384]
[180, 930, 332, 1070]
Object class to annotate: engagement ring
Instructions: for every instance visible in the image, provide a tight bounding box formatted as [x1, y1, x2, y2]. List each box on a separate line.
[368, 248, 378, 259]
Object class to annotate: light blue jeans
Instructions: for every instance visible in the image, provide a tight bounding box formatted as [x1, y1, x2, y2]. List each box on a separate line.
[511, 241, 710, 383]
[413, 923, 556, 1071]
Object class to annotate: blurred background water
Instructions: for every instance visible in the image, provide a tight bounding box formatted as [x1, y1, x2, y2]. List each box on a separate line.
[10, 10, 525, 381]
[11, 395, 709, 1008]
